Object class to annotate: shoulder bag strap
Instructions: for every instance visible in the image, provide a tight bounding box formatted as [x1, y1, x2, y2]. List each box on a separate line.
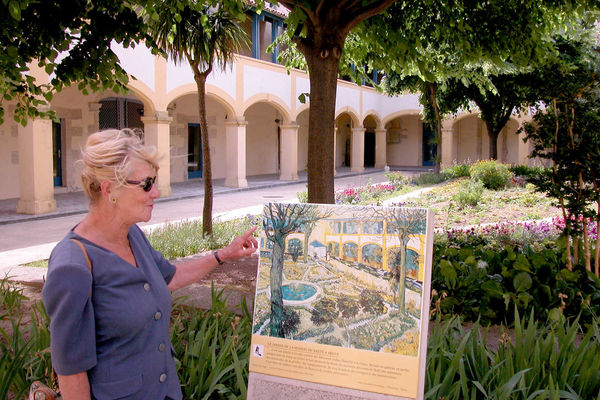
[70, 238, 93, 298]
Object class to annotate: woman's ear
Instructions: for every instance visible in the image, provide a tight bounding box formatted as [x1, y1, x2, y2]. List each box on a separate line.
[99, 180, 114, 201]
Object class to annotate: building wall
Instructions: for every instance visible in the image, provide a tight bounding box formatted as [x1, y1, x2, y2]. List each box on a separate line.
[245, 102, 279, 176]
[386, 115, 422, 166]
[0, 105, 20, 199]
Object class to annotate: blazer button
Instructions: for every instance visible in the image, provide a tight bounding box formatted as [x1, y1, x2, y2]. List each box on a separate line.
[143, 283, 150, 291]
[159, 373, 167, 383]
[154, 311, 162, 320]
[158, 343, 166, 352]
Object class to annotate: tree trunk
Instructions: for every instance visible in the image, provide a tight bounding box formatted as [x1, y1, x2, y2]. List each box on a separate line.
[269, 236, 285, 337]
[485, 120, 500, 160]
[195, 73, 213, 236]
[303, 47, 341, 204]
[428, 84, 442, 174]
[398, 239, 407, 313]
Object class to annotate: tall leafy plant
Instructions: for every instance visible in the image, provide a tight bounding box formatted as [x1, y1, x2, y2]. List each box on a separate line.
[522, 34, 600, 276]
[148, 0, 250, 236]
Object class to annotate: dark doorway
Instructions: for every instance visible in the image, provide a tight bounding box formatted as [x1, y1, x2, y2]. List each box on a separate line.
[52, 121, 62, 187]
[422, 123, 437, 166]
[187, 123, 202, 179]
[364, 130, 375, 167]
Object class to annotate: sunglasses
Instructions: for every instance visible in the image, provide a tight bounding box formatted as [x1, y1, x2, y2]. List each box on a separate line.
[126, 176, 156, 192]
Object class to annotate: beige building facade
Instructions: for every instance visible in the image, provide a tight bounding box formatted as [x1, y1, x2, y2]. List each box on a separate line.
[0, 10, 533, 215]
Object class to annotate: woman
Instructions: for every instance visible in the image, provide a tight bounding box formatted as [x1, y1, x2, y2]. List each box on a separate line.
[41, 129, 257, 400]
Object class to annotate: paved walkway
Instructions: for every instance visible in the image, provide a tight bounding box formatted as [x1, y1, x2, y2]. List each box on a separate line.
[0, 167, 420, 274]
[0, 166, 436, 312]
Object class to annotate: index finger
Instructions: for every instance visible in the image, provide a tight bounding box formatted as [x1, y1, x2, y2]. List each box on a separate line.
[244, 226, 258, 237]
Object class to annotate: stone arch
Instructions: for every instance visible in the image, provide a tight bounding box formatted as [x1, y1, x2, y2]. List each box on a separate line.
[335, 111, 358, 168]
[241, 93, 292, 125]
[384, 111, 424, 168]
[166, 83, 236, 118]
[243, 100, 289, 177]
[335, 106, 360, 128]
[381, 109, 421, 127]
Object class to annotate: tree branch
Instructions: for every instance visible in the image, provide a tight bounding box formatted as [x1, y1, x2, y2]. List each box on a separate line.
[344, 0, 397, 32]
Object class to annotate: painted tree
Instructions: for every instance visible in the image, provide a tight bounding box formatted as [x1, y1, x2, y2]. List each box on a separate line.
[310, 297, 338, 341]
[282, 307, 300, 339]
[149, 0, 249, 236]
[263, 202, 322, 337]
[359, 288, 386, 315]
[0, 0, 152, 125]
[337, 296, 359, 347]
[377, 208, 427, 313]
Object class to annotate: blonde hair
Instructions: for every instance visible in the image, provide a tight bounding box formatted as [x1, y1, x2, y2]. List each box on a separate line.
[80, 129, 159, 202]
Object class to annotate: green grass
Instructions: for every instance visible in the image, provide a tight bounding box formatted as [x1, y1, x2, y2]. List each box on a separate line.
[148, 217, 258, 260]
[23, 259, 49, 268]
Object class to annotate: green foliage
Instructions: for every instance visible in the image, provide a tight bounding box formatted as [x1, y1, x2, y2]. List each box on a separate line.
[410, 172, 451, 186]
[359, 289, 386, 315]
[469, 160, 513, 190]
[426, 312, 600, 399]
[508, 164, 546, 180]
[171, 287, 252, 399]
[521, 33, 600, 272]
[148, 217, 256, 260]
[433, 231, 600, 326]
[0, 279, 53, 399]
[296, 190, 308, 203]
[310, 297, 338, 326]
[452, 179, 484, 208]
[384, 171, 408, 186]
[0, 0, 154, 125]
[442, 162, 471, 178]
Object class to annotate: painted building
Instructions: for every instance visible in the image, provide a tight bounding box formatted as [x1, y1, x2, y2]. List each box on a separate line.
[0, 6, 533, 215]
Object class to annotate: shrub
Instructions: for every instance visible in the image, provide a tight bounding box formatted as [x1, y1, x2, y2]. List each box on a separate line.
[442, 162, 471, 178]
[410, 172, 451, 185]
[297, 190, 308, 203]
[509, 164, 546, 180]
[469, 160, 513, 190]
[433, 221, 600, 326]
[452, 179, 484, 208]
[384, 171, 407, 186]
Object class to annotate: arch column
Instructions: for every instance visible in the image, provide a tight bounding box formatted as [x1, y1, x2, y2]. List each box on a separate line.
[374, 128, 387, 168]
[224, 119, 248, 187]
[279, 123, 299, 181]
[440, 120, 456, 167]
[516, 120, 530, 165]
[351, 127, 365, 172]
[142, 111, 172, 197]
[17, 114, 57, 214]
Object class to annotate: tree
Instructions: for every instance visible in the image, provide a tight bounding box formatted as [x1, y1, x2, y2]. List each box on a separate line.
[434, 70, 541, 160]
[337, 296, 359, 347]
[351, 1, 599, 163]
[310, 297, 338, 342]
[263, 202, 322, 337]
[375, 208, 427, 313]
[275, 0, 398, 204]
[149, 1, 249, 236]
[272, 1, 596, 199]
[282, 307, 300, 339]
[521, 34, 600, 275]
[358, 288, 386, 315]
[0, 0, 153, 125]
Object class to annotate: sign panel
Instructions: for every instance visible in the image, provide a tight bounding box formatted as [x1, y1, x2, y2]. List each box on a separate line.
[249, 203, 434, 399]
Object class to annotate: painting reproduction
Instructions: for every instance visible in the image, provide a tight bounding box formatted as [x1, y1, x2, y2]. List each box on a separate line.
[249, 202, 434, 399]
